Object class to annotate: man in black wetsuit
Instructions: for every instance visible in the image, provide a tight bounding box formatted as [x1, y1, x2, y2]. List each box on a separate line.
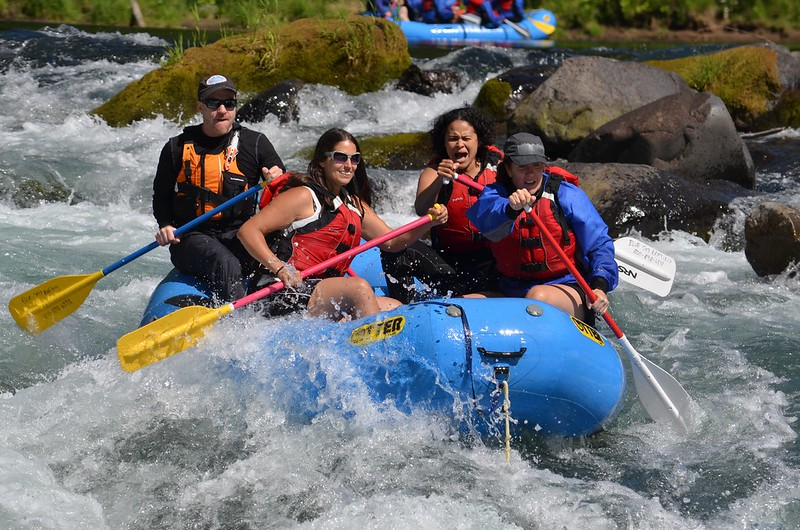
[153, 74, 285, 302]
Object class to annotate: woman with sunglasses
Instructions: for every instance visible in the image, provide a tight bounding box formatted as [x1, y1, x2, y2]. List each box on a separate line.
[152, 74, 285, 304]
[238, 128, 448, 321]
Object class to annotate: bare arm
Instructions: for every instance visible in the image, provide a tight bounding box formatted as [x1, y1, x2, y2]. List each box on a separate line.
[414, 164, 448, 216]
[237, 187, 314, 286]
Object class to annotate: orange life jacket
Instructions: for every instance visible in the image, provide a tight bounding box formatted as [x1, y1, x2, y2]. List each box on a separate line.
[176, 129, 250, 221]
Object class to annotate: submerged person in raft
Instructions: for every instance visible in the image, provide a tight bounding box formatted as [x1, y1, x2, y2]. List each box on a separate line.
[466, 133, 618, 325]
[237, 127, 448, 321]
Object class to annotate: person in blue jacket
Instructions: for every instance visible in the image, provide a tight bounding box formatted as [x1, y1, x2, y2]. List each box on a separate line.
[466, 133, 618, 325]
[491, 0, 524, 23]
[465, 0, 523, 28]
[465, 0, 503, 28]
[420, 0, 464, 23]
[366, 0, 393, 17]
[367, 0, 421, 20]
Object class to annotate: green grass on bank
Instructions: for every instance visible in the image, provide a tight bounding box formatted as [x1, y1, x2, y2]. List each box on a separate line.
[0, 0, 798, 34]
[0, 0, 362, 30]
[549, 0, 799, 36]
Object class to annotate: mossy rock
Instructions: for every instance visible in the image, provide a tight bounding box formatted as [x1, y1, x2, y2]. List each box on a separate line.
[282, 132, 429, 170]
[0, 177, 76, 208]
[474, 78, 512, 122]
[93, 16, 411, 127]
[360, 132, 430, 170]
[775, 88, 800, 127]
[647, 46, 785, 129]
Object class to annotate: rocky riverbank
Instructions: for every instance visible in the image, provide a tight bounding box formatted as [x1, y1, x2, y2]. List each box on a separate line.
[86, 17, 800, 278]
[556, 22, 800, 48]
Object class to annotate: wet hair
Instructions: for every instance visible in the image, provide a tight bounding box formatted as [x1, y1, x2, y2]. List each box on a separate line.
[300, 127, 373, 212]
[429, 106, 496, 161]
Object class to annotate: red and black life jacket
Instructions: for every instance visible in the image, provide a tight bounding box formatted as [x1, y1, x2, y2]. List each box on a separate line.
[175, 129, 250, 221]
[258, 171, 291, 209]
[432, 145, 503, 253]
[268, 182, 363, 278]
[491, 168, 581, 280]
[465, 0, 492, 15]
[493, 0, 515, 13]
[421, 0, 458, 21]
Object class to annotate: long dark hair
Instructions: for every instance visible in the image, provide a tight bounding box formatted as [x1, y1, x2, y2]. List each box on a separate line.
[299, 127, 372, 212]
[429, 106, 496, 162]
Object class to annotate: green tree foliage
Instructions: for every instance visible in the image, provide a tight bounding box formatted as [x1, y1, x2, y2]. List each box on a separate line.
[543, 0, 799, 31]
[220, 0, 353, 30]
[1, 0, 355, 28]
[0, 0, 798, 32]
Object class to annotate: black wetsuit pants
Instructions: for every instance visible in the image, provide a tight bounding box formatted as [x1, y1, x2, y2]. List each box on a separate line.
[380, 240, 498, 303]
[169, 228, 259, 303]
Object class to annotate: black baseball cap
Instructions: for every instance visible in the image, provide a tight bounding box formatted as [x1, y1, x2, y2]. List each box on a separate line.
[198, 74, 238, 101]
[503, 133, 549, 165]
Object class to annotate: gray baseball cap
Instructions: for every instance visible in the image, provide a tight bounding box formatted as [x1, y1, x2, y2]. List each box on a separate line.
[503, 133, 549, 165]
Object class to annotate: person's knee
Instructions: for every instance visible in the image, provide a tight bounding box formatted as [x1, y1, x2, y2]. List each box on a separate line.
[351, 276, 375, 296]
[378, 296, 402, 311]
[526, 284, 584, 317]
[525, 285, 550, 302]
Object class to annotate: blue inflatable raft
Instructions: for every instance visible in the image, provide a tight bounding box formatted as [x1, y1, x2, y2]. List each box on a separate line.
[140, 247, 625, 437]
[390, 9, 556, 48]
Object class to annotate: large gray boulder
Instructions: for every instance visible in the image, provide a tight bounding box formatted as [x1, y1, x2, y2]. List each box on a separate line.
[395, 64, 467, 96]
[569, 91, 756, 189]
[559, 162, 754, 239]
[508, 56, 690, 157]
[744, 201, 800, 276]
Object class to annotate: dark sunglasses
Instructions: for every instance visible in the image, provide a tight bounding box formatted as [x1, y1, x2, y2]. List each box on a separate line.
[325, 151, 361, 165]
[203, 98, 237, 110]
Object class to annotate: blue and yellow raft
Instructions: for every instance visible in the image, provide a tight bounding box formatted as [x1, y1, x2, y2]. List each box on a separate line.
[140, 246, 625, 437]
[391, 9, 557, 48]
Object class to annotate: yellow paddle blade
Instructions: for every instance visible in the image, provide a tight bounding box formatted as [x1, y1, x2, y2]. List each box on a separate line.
[8, 271, 105, 334]
[117, 304, 234, 372]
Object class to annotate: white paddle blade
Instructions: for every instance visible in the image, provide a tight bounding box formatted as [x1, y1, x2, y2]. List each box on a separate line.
[621, 336, 692, 433]
[460, 13, 482, 25]
[615, 237, 676, 297]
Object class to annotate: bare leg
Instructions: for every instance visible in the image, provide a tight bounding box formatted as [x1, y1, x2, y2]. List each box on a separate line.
[461, 290, 503, 298]
[525, 284, 588, 320]
[307, 277, 381, 320]
[377, 296, 402, 311]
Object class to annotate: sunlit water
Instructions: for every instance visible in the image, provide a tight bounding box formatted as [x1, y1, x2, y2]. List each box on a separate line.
[1, 25, 799, 529]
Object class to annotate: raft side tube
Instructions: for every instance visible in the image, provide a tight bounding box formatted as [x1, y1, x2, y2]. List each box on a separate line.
[454, 298, 626, 436]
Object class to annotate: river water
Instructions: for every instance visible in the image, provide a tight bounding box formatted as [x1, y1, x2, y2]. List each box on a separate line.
[1, 24, 799, 529]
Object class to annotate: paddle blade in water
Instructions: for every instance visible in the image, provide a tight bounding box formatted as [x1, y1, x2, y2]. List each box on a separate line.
[116, 213, 435, 372]
[8, 271, 105, 334]
[116, 304, 232, 372]
[620, 336, 692, 433]
[630, 358, 692, 433]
